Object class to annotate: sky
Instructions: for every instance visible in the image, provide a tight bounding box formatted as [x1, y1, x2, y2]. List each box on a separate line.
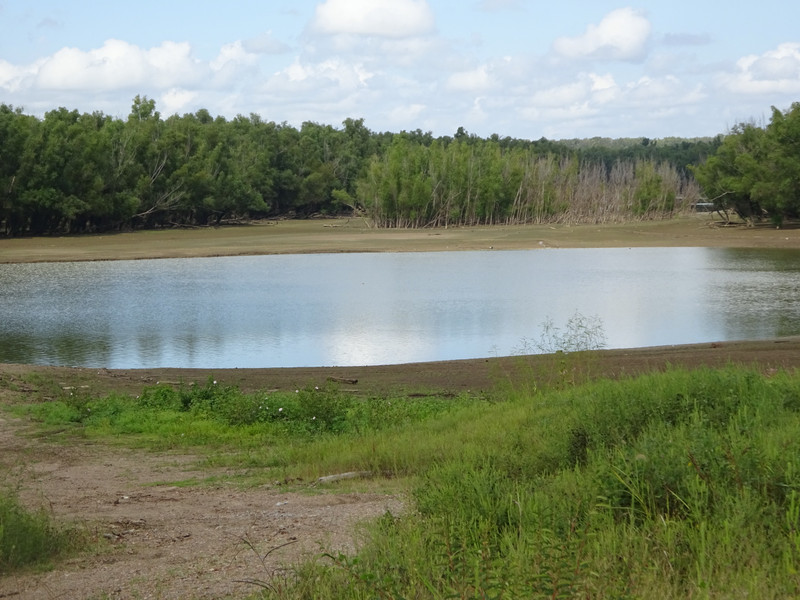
[1, 0, 799, 140]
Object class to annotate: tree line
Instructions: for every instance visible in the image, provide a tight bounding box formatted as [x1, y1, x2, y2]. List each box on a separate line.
[359, 135, 703, 227]
[0, 95, 720, 235]
[691, 102, 800, 226]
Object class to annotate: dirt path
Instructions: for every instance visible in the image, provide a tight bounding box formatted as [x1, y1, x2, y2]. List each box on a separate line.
[0, 413, 401, 600]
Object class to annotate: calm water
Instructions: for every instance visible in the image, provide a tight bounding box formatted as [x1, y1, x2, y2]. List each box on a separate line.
[1, 247, 799, 369]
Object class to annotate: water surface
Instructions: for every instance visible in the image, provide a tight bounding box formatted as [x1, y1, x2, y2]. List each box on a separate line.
[1, 247, 798, 368]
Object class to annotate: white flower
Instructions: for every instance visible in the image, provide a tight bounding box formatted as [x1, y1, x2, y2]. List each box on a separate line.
[278, 407, 283, 412]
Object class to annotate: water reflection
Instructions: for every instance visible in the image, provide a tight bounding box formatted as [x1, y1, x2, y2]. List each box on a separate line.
[1, 247, 799, 369]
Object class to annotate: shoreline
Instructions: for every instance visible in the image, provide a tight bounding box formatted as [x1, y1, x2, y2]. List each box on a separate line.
[3, 337, 800, 398]
[1, 215, 799, 263]
[2, 215, 799, 390]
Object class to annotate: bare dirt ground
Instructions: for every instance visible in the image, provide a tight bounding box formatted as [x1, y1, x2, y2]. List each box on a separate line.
[0, 405, 402, 600]
[1, 215, 800, 264]
[2, 216, 800, 599]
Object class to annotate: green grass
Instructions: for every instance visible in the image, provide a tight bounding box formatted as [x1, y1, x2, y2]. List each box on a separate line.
[0, 487, 83, 574]
[7, 367, 800, 597]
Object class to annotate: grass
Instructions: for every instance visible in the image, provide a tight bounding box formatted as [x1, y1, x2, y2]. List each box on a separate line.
[0, 486, 84, 574]
[6, 366, 800, 597]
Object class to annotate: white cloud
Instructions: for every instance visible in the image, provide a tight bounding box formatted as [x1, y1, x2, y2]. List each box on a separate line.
[530, 79, 589, 107]
[0, 58, 39, 92]
[211, 41, 259, 72]
[388, 103, 427, 125]
[553, 8, 652, 62]
[720, 43, 800, 95]
[160, 88, 197, 114]
[625, 75, 696, 105]
[33, 39, 205, 91]
[446, 65, 491, 92]
[268, 57, 373, 96]
[312, 0, 435, 38]
[589, 72, 619, 103]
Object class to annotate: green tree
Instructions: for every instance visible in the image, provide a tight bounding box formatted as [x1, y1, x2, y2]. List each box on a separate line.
[0, 105, 38, 234]
[691, 123, 766, 222]
[756, 103, 800, 224]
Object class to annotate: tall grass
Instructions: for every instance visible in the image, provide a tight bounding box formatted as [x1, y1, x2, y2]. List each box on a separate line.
[267, 367, 800, 599]
[0, 487, 80, 574]
[10, 367, 800, 596]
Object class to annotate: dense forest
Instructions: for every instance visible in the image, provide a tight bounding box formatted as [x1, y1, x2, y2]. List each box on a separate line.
[0, 93, 762, 236]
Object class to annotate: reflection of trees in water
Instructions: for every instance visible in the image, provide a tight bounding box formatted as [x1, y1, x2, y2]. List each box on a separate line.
[3, 248, 800, 368]
[0, 332, 113, 366]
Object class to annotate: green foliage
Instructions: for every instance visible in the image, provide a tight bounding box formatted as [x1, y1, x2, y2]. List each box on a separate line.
[692, 101, 800, 224]
[0, 488, 80, 573]
[361, 135, 698, 227]
[251, 366, 800, 599]
[1, 98, 713, 235]
[11, 367, 800, 594]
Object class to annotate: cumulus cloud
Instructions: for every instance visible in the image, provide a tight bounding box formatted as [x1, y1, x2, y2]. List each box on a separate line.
[312, 0, 435, 38]
[446, 65, 491, 92]
[0, 58, 39, 93]
[720, 43, 800, 95]
[211, 41, 259, 71]
[517, 68, 706, 135]
[388, 102, 427, 124]
[0, 37, 270, 102]
[210, 40, 262, 86]
[268, 57, 374, 96]
[160, 88, 197, 114]
[553, 8, 652, 62]
[33, 39, 205, 91]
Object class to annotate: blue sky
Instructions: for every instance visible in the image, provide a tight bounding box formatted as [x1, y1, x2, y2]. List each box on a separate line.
[1, 0, 799, 139]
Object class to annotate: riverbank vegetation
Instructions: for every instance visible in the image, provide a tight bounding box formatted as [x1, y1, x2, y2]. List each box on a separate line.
[0, 96, 717, 235]
[692, 101, 800, 226]
[6, 364, 800, 597]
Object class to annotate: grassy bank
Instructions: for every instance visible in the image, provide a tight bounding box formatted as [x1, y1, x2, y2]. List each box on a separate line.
[7, 365, 800, 597]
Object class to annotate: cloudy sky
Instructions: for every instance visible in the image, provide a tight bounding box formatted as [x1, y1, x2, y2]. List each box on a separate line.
[1, 0, 799, 140]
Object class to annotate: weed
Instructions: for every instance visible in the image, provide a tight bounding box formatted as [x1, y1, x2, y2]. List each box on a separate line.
[0, 486, 83, 573]
[530, 311, 607, 354]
